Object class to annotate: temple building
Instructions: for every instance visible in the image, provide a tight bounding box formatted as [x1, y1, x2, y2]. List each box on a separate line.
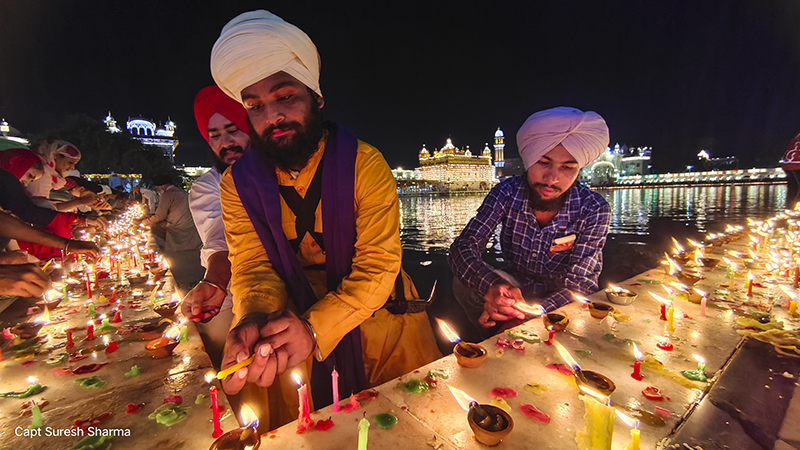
[104, 112, 179, 163]
[414, 137, 495, 191]
[579, 143, 652, 185]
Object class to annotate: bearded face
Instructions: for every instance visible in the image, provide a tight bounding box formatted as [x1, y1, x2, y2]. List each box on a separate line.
[249, 95, 324, 173]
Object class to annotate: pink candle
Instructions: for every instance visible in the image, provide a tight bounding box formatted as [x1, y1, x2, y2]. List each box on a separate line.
[331, 368, 341, 413]
[293, 373, 314, 433]
[700, 297, 707, 317]
[210, 385, 223, 438]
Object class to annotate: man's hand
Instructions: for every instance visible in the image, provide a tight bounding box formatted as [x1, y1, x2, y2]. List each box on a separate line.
[259, 310, 315, 372]
[0, 264, 51, 297]
[66, 240, 100, 259]
[478, 281, 526, 327]
[220, 313, 274, 395]
[181, 281, 225, 322]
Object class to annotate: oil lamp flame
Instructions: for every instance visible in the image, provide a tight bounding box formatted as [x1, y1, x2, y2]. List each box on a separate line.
[291, 371, 303, 386]
[694, 248, 704, 264]
[447, 385, 477, 412]
[693, 288, 708, 298]
[632, 343, 643, 361]
[615, 410, 639, 429]
[240, 403, 259, 428]
[27, 376, 38, 384]
[436, 318, 461, 343]
[748, 271, 755, 281]
[687, 238, 702, 249]
[205, 371, 216, 384]
[669, 281, 689, 293]
[578, 385, 609, 405]
[671, 237, 685, 253]
[571, 292, 590, 304]
[608, 284, 623, 293]
[692, 353, 705, 364]
[649, 292, 670, 305]
[164, 322, 181, 341]
[779, 285, 798, 300]
[552, 340, 581, 372]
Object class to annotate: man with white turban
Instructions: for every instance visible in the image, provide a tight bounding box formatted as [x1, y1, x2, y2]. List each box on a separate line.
[209, 10, 440, 431]
[449, 107, 611, 336]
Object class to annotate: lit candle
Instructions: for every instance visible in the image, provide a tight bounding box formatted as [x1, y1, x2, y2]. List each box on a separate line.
[205, 372, 223, 438]
[616, 411, 640, 450]
[179, 322, 188, 343]
[791, 301, 797, 316]
[149, 283, 160, 304]
[358, 412, 370, 450]
[110, 288, 117, 303]
[66, 329, 74, 349]
[694, 288, 708, 317]
[681, 353, 708, 382]
[576, 386, 614, 450]
[98, 315, 114, 333]
[85, 274, 93, 299]
[86, 321, 95, 340]
[112, 310, 122, 323]
[292, 372, 314, 433]
[747, 271, 754, 297]
[631, 344, 643, 381]
[331, 367, 341, 413]
[545, 326, 555, 346]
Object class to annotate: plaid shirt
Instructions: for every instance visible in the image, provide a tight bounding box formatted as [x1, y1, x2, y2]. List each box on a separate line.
[449, 176, 610, 313]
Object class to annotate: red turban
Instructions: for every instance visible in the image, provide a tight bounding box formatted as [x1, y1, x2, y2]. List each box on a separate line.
[193, 85, 251, 144]
[0, 148, 43, 181]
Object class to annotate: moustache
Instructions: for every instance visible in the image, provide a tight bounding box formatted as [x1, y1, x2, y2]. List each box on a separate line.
[218, 146, 244, 159]
[531, 183, 562, 193]
[261, 121, 302, 139]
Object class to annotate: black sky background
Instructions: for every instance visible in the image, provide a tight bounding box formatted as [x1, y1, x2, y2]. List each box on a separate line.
[1, 1, 799, 172]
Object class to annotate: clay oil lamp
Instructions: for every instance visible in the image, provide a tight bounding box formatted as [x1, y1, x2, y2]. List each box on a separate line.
[662, 253, 683, 275]
[145, 323, 180, 359]
[605, 284, 637, 306]
[542, 311, 569, 331]
[153, 300, 180, 318]
[448, 385, 513, 446]
[127, 271, 149, 287]
[671, 237, 691, 263]
[10, 321, 44, 339]
[136, 319, 171, 340]
[573, 292, 613, 319]
[687, 238, 710, 255]
[694, 248, 719, 269]
[36, 288, 64, 311]
[438, 319, 487, 368]
[149, 266, 168, 282]
[209, 403, 260, 450]
[552, 340, 616, 396]
[677, 270, 702, 286]
[669, 281, 701, 304]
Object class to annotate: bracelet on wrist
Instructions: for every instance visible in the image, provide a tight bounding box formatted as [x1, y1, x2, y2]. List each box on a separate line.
[198, 279, 227, 295]
[63, 239, 72, 254]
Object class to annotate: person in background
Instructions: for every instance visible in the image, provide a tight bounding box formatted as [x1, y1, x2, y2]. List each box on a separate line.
[26, 140, 98, 212]
[180, 84, 251, 369]
[449, 107, 611, 338]
[138, 175, 204, 293]
[210, 10, 441, 431]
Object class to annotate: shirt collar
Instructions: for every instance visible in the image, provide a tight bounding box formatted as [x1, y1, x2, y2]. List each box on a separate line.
[513, 179, 580, 228]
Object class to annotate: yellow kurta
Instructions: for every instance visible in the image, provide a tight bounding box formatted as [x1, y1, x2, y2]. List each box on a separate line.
[220, 133, 441, 431]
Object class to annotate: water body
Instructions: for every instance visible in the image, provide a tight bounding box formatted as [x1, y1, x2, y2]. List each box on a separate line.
[400, 184, 787, 290]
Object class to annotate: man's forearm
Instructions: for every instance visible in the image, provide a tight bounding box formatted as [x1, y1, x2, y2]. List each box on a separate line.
[204, 251, 232, 289]
[0, 213, 69, 250]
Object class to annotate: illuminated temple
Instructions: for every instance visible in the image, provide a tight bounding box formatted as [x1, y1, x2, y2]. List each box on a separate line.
[414, 138, 496, 191]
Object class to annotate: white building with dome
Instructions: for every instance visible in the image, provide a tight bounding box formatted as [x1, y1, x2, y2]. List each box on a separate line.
[104, 112, 179, 163]
[414, 137, 495, 191]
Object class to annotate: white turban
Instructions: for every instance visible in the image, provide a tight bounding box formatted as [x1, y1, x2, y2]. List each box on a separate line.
[210, 10, 321, 103]
[516, 107, 609, 170]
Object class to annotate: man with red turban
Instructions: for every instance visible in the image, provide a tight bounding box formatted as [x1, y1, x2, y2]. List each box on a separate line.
[181, 85, 251, 368]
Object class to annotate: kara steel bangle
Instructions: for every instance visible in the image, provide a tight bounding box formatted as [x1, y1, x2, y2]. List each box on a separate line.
[198, 279, 227, 295]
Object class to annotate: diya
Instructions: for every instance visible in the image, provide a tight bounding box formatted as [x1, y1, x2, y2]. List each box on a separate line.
[453, 341, 488, 368]
[209, 404, 260, 450]
[587, 302, 613, 319]
[153, 301, 180, 318]
[605, 287, 637, 305]
[449, 385, 513, 446]
[10, 322, 44, 339]
[542, 312, 569, 331]
[144, 337, 179, 358]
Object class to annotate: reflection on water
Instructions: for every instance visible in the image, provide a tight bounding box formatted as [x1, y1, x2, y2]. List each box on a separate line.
[399, 184, 787, 252]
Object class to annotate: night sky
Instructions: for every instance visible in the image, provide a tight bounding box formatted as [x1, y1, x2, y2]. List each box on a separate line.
[1, 1, 799, 172]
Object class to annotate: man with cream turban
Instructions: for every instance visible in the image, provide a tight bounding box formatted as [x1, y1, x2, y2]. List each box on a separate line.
[209, 10, 440, 431]
[450, 107, 611, 336]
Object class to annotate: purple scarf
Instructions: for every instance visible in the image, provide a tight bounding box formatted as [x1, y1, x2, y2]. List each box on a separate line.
[231, 122, 367, 406]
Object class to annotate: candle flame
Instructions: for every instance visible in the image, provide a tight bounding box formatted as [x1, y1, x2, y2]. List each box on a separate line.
[664, 254, 681, 275]
[693, 288, 708, 298]
[27, 376, 38, 384]
[608, 284, 623, 293]
[692, 353, 705, 364]
[669, 281, 690, 293]
[164, 322, 181, 341]
[291, 371, 303, 386]
[615, 410, 639, 429]
[687, 238, 702, 249]
[722, 257, 732, 265]
[447, 385, 477, 412]
[571, 292, 590, 304]
[552, 340, 581, 372]
[512, 302, 545, 316]
[748, 270, 755, 281]
[661, 285, 674, 296]
[748, 249, 757, 259]
[436, 318, 461, 343]
[578, 385, 609, 405]
[780, 285, 798, 300]
[240, 403, 259, 428]
[632, 343, 643, 361]
[204, 371, 215, 384]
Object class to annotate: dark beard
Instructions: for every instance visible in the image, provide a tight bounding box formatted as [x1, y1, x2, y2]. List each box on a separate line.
[249, 101, 324, 173]
[210, 146, 245, 173]
[527, 181, 573, 211]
